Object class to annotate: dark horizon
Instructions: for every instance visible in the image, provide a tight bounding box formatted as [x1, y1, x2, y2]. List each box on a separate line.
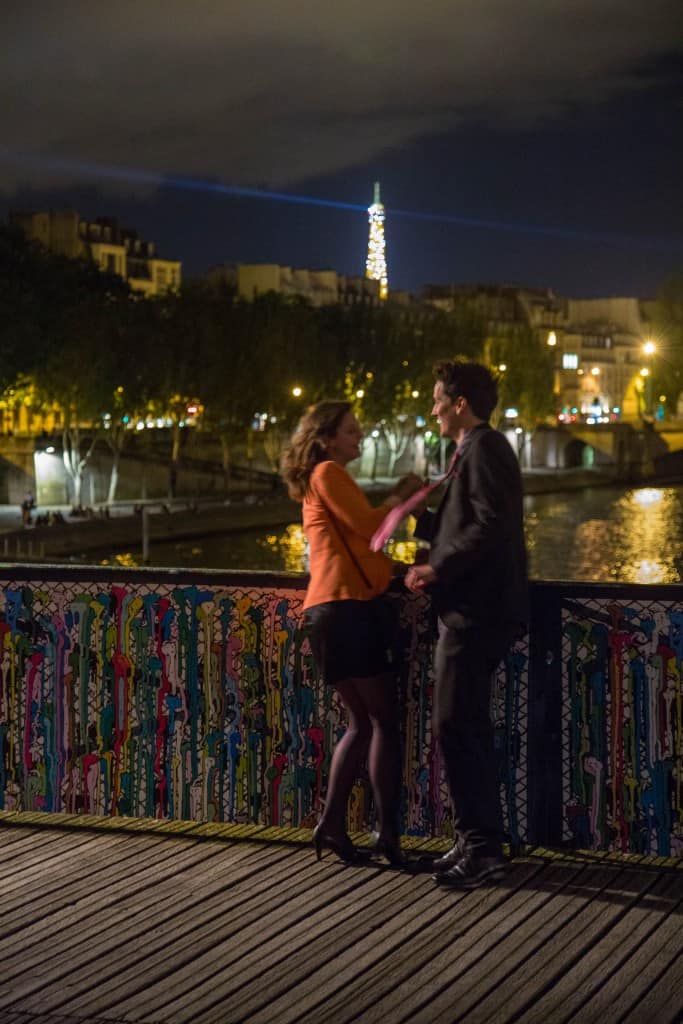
[3, 3, 681, 299]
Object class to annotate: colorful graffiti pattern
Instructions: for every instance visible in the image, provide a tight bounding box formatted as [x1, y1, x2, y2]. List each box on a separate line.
[0, 576, 528, 843]
[562, 598, 683, 855]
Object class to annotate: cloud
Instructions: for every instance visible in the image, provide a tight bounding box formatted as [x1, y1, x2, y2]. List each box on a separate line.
[1, 0, 680, 194]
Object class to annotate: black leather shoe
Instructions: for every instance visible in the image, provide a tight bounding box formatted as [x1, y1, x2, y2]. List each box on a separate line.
[312, 825, 373, 864]
[431, 837, 467, 874]
[433, 852, 506, 888]
[368, 830, 407, 867]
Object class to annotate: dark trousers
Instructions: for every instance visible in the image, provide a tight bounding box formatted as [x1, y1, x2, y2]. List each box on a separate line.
[433, 620, 515, 857]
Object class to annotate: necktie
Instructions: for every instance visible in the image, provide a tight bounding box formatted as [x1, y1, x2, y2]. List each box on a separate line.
[370, 447, 460, 552]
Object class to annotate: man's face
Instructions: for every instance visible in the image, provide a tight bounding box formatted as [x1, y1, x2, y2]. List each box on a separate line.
[431, 381, 464, 438]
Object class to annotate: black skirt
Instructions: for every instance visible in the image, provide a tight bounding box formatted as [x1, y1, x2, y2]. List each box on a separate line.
[304, 596, 397, 686]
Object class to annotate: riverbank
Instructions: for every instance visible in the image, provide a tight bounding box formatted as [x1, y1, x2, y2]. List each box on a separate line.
[1, 466, 680, 562]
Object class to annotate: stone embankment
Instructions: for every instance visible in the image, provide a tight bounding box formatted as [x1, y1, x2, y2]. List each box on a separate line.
[0, 466, 674, 562]
[1, 496, 300, 561]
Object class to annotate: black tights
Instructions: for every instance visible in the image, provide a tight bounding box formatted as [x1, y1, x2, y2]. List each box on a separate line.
[319, 674, 401, 842]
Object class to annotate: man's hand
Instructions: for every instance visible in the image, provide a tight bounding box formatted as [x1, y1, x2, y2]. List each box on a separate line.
[404, 563, 438, 592]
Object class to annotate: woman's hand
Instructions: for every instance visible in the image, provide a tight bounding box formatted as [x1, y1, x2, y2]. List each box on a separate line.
[391, 473, 424, 501]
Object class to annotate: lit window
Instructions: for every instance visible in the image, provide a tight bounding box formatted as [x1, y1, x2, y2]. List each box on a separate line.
[562, 353, 578, 370]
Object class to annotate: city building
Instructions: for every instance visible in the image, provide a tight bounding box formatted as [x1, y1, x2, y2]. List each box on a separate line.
[9, 209, 181, 296]
[553, 298, 653, 422]
[423, 283, 654, 422]
[208, 263, 382, 306]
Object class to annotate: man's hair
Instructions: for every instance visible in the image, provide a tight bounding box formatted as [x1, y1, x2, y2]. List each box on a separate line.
[434, 361, 498, 420]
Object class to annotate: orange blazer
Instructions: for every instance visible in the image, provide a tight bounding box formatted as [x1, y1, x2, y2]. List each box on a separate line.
[302, 461, 393, 610]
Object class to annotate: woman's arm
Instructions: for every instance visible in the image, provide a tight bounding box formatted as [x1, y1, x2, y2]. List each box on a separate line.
[313, 462, 401, 540]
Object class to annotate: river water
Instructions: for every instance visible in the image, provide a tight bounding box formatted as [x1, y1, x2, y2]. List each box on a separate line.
[99, 483, 683, 584]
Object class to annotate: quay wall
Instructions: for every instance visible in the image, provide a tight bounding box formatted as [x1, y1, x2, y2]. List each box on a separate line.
[0, 566, 681, 855]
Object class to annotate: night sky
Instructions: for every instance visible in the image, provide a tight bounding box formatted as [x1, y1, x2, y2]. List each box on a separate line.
[2, 1, 681, 297]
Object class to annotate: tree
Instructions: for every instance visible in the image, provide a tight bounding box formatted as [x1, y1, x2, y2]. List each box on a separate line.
[98, 298, 155, 503]
[0, 224, 133, 503]
[487, 327, 555, 465]
[0, 225, 51, 391]
[652, 270, 683, 417]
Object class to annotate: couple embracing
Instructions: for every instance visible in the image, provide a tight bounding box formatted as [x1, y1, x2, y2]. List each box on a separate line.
[280, 361, 528, 888]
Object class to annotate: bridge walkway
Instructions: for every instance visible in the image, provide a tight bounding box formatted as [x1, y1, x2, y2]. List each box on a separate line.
[0, 813, 681, 1024]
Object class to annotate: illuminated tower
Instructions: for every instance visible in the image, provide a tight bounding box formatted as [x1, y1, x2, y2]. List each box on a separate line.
[365, 181, 388, 300]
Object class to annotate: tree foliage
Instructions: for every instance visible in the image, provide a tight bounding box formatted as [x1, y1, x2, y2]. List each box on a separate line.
[652, 270, 683, 414]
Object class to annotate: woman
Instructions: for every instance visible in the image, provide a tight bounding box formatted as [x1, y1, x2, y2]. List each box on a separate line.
[281, 401, 422, 865]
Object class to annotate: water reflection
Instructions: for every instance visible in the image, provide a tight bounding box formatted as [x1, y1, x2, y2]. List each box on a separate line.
[567, 487, 681, 583]
[252, 519, 421, 573]
[258, 524, 307, 573]
[94, 484, 683, 583]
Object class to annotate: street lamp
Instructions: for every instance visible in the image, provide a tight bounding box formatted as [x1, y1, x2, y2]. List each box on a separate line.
[291, 386, 303, 398]
[640, 367, 652, 418]
[641, 341, 656, 418]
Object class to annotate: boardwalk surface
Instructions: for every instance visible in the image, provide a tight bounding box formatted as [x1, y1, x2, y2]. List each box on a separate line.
[0, 813, 681, 1024]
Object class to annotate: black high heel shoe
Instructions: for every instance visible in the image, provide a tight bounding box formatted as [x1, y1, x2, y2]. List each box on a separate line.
[369, 830, 406, 867]
[313, 825, 370, 864]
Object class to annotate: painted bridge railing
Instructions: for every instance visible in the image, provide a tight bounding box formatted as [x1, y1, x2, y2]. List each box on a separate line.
[0, 566, 681, 856]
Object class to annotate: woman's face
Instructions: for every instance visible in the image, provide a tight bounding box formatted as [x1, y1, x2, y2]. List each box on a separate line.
[326, 411, 363, 466]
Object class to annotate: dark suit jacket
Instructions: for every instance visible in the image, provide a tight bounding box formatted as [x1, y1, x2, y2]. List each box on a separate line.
[414, 423, 529, 631]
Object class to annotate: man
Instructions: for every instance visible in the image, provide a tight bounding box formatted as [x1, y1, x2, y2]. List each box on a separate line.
[405, 361, 528, 887]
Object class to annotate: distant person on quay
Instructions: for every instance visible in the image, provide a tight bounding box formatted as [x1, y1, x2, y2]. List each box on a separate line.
[281, 400, 422, 866]
[20, 490, 35, 526]
[403, 361, 528, 887]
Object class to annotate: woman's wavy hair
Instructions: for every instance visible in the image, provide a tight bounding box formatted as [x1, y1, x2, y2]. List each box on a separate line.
[280, 400, 353, 501]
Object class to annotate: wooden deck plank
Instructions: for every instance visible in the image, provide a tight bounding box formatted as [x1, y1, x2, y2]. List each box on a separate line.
[4, 843, 296, 1014]
[579, 905, 683, 1023]
[7, 841, 299, 989]
[0, 834, 177, 934]
[0, 829, 86, 871]
[0, 830, 150, 898]
[0, 840, 241, 982]
[234, 860, 551, 1024]
[194, 869, 449, 1024]
[456, 864, 663, 1024]
[511, 871, 683, 1023]
[333, 860, 649, 1024]
[98, 861, 405, 1023]
[0, 824, 48, 847]
[618, 948, 683, 1024]
[292, 856, 581, 1024]
[14, 845, 317, 1015]
[0, 819, 680, 1024]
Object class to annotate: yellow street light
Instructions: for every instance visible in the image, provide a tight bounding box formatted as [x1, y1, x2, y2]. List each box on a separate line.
[498, 363, 507, 372]
[291, 386, 303, 398]
[591, 367, 600, 376]
[643, 340, 656, 356]
[411, 390, 419, 398]
[547, 331, 557, 347]
[640, 367, 650, 377]
[355, 389, 365, 399]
